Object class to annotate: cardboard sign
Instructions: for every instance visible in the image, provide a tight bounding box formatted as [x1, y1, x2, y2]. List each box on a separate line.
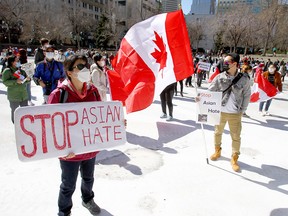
[196, 91, 222, 125]
[14, 101, 126, 162]
[198, 62, 211, 71]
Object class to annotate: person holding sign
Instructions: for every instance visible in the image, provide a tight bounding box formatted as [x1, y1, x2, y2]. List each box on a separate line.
[2, 55, 31, 123]
[48, 54, 102, 216]
[208, 53, 251, 172]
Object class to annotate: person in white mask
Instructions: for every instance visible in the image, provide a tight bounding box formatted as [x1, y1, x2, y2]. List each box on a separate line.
[259, 64, 282, 116]
[90, 53, 109, 101]
[47, 54, 102, 216]
[34, 45, 65, 104]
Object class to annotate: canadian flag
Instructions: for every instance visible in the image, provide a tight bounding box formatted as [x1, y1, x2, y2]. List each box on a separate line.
[208, 67, 220, 83]
[107, 10, 194, 113]
[250, 72, 278, 102]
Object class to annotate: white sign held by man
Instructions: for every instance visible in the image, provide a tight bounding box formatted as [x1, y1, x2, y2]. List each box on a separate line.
[198, 62, 211, 71]
[196, 91, 222, 125]
[14, 101, 126, 162]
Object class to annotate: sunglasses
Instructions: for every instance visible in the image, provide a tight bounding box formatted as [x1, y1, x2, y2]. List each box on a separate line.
[72, 63, 86, 70]
[224, 60, 234, 65]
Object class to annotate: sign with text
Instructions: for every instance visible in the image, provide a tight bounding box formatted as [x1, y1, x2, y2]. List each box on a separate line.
[21, 62, 35, 77]
[196, 91, 222, 125]
[198, 62, 211, 71]
[14, 101, 126, 162]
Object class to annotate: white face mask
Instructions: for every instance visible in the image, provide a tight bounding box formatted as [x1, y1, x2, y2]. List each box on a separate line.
[16, 62, 21, 68]
[268, 68, 275, 74]
[46, 52, 54, 59]
[98, 61, 105, 67]
[75, 67, 90, 83]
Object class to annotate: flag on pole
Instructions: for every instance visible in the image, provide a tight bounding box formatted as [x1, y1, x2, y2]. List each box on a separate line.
[107, 10, 194, 113]
[250, 72, 278, 102]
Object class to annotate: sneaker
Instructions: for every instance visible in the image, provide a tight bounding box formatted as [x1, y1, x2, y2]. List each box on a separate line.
[82, 199, 101, 215]
[160, 113, 167, 118]
[166, 116, 173, 121]
[265, 111, 271, 116]
[28, 101, 35, 106]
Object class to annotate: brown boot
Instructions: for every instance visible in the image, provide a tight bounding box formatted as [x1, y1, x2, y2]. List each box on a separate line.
[210, 146, 222, 161]
[231, 153, 240, 172]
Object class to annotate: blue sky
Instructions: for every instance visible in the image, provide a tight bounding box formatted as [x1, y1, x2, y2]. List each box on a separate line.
[181, 0, 192, 14]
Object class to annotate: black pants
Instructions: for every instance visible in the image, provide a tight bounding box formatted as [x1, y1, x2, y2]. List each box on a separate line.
[58, 158, 96, 216]
[9, 100, 28, 123]
[175, 80, 183, 95]
[160, 83, 175, 117]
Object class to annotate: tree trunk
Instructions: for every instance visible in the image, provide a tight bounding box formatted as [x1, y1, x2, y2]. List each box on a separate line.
[263, 36, 269, 56]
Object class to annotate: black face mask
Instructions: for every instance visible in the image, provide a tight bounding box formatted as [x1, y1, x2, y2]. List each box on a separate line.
[223, 64, 230, 71]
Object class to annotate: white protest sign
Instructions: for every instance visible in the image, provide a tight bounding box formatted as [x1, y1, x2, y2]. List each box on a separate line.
[196, 91, 222, 125]
[198, 62, 211, 71]
[21, 62, 35, 77]
[14, 101, 126, 162]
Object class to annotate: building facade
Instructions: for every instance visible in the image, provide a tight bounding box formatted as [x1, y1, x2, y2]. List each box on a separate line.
[161, 0, 181, 12]
[189, 0, 216, 15]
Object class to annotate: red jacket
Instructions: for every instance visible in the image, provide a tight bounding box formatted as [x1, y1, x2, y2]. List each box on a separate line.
[48, 79, 101, 161]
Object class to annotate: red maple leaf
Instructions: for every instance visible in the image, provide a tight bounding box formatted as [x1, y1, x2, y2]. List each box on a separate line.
[151, 31, 167, 76]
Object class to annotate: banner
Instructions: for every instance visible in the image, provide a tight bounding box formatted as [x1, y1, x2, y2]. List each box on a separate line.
[196, 91, 222, 125]
[14, 101, 126, 162]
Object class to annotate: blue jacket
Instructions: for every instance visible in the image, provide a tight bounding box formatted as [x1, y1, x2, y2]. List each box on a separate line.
[34, 59, 65, 95]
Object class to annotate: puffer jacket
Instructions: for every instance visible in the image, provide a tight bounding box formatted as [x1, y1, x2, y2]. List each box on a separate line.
[208, 71, 251, 113]
[48, 79, 101, 161]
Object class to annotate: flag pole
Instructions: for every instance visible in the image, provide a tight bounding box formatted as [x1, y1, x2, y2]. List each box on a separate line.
[193, 78, 209, 165]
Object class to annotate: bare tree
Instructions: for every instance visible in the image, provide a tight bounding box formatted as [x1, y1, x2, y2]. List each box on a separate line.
[187, 19, 205, 49]
[256, 0, 286, 56]
[0, 0, 27, 43]
[219, 4, 253, 52]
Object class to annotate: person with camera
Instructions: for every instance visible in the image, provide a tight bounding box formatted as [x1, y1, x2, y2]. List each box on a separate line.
[34, 45, 65, 104]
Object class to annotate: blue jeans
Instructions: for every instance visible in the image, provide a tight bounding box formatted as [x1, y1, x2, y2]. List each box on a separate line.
[259, 98, 272, 112]
[58, 157, 96, 216]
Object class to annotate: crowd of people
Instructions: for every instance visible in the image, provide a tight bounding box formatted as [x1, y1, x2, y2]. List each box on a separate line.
[0, 39, 116, 216]
[0, 40, 287, 214]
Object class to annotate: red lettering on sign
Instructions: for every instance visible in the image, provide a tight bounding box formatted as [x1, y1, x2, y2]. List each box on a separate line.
[51, 112, 67, 150]
[93, 127, 103, 143]
[20, 115, 37, 158]
[98, 106, 105, 123]
[65, 110, 78, 148]
[81, 108, 90, 124]
[102, 125, 112, 142]
[34, 114, 51, 154]
[113, 125, 122, 140]
[89, 107, 98, 124]
[82, 128, 91, 146]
